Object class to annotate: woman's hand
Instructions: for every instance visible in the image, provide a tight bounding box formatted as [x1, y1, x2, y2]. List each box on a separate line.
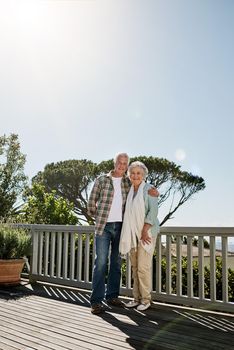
[141, 225, 152, 245]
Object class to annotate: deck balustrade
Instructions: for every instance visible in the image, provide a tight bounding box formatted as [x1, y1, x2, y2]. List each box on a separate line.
[19, 224, 234, 313]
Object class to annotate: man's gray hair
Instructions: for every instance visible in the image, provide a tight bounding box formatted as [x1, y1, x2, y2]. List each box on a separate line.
[114, 153, 130, 165]
[127, 161, 148, 179]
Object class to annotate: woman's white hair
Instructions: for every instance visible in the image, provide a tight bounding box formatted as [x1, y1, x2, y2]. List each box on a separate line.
[114, 152, 130, 165]
[127, 161, 148, 179]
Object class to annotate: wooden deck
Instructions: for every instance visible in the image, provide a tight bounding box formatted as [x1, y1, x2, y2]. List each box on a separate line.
[0, 281, 233, 350]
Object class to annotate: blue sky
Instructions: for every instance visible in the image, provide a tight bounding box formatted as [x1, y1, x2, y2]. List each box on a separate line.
[1, 0, 234, 227]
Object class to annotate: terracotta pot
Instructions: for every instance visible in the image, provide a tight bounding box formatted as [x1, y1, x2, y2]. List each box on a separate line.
[0, 258, 26, 286]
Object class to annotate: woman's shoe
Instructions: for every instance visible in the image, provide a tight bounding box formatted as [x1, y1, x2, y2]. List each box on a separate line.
[137, 302, 151, 311]
[124, 300, 139, 308]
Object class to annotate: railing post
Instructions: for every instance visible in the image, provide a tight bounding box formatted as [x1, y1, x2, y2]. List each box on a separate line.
[176, 235, 182, 297]
[70, 233, 75, 280]
[222, 236, 228, 303]
[210, 235, 216, 301]
[50, 231, 56, 277]
[56, 233, 62, 278]
[125, 255, 132, 290]
[198, 236, 204, 300]
[187, 235, 193, 298]
[156, 235, 161, 293]
[76, 234, 83, 281]
[44, 231, 50, 276]
[63, 232, 69, 279]
[84, 234, 90, 283]
[30, 228, 39, 283]
[166, 235, 171, 295]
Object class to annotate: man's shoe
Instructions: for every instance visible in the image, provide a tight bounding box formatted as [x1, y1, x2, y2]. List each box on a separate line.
[91, 303, 102, 314]
[137, 302, 151, 311]
[107, 298, 123, 307]
[124, 300, 139, 308]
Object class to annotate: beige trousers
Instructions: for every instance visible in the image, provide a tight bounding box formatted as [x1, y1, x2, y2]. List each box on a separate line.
[130, 236, 156, 304]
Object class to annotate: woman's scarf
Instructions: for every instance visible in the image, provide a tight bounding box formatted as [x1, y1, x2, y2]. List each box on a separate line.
[119, 181, 152, 255]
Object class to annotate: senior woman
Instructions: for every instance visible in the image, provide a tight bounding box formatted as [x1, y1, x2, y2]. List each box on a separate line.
[119, 161, 160, 311]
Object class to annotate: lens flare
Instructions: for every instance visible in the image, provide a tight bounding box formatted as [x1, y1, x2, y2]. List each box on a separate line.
[175, 149, 186, 161]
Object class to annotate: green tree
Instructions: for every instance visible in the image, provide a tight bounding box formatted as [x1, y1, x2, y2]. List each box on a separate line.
[0, 134, 27, 220]
[18, 183, 78, 225]
[32, 160, 98, 224]
[32, 155, 205, 226]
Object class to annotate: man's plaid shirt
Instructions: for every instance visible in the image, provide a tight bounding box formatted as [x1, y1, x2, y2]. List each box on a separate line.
[88, 171, 131, 235]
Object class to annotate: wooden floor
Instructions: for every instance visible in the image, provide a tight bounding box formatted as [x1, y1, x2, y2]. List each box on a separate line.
[0, 281, 233, 350]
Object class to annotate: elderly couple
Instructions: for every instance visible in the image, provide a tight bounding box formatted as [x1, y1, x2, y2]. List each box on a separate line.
[88, 153, 160, 315]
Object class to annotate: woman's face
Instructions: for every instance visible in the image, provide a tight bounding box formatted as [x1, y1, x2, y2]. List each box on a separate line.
[129, 166, 144, 187]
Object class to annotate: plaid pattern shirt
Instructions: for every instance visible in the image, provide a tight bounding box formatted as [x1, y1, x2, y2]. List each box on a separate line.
[88, 171, 131, 235]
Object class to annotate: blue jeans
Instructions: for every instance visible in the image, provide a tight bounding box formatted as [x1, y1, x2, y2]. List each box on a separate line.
[90, 222, 122, 306]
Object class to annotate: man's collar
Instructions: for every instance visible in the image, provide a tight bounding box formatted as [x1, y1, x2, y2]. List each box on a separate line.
[107, 170, 127, 178]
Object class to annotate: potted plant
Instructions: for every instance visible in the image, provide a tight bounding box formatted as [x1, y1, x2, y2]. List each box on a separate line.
[0, 224, 31, 285]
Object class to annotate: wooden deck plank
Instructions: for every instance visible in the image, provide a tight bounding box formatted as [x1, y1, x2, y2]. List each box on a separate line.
[0, 342, 20, 350]
[0, 325, 74, 350]
[0, 283, 234, 350]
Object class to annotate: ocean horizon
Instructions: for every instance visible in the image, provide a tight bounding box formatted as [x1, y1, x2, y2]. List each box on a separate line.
[161, 237, 234, 252]
[216, 241, 234, 253]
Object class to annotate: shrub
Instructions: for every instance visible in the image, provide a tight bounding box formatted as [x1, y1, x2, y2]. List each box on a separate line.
[0, 224, 31, 259]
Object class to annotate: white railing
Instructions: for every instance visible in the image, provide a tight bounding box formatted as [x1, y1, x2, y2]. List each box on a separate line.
[21, 224, 234, 313]
[153, 226, 234, 313]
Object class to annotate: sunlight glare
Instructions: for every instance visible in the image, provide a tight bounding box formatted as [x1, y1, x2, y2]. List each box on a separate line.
[175, 148, 186, 162]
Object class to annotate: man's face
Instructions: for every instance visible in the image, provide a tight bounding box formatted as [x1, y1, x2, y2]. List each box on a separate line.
[114, 156, 129, 177]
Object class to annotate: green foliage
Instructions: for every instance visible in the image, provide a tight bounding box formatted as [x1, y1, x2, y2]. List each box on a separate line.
[228, 267, 234, 300]
[0, 134, 27, 219]
[157, 256, 234, 301]
[18, 183, 78, 225]
[0, 224, 31, 259]
[183, 236, 210, 248]
[32, 160, 98, 224]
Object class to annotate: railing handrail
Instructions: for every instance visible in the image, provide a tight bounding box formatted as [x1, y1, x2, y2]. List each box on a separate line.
[160, 226, 234, 235]
[16, 223, 234, 236]
[17, 223, 234, 234]
[16, 223, 95, 233]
